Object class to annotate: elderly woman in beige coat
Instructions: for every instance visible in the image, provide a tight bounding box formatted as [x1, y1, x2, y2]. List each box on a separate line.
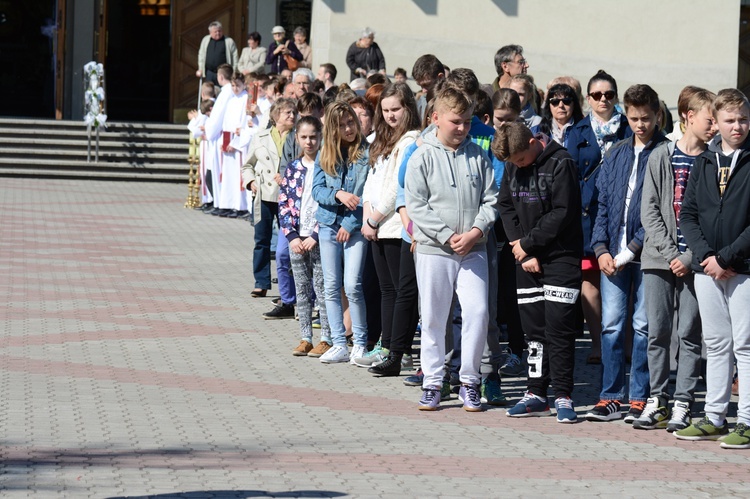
[242, 98, 297, 296]
[238, 32, 267, 75]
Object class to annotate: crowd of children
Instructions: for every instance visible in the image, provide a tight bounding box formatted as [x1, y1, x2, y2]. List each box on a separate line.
[186, 47, 749, 450]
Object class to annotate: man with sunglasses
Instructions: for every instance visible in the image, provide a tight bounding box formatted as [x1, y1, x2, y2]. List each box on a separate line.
[492, 44, 529, 91]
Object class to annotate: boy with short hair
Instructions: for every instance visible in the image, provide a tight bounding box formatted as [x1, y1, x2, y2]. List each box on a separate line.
[586, 84, 668, 423]
[494, 122, 583, 423]
[635, 88, 716, 432]
[405, 86, 498, 412]
[677, 89, 750, 448]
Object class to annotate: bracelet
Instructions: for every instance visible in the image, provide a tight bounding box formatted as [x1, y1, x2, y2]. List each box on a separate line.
[367, 218, 379, 230]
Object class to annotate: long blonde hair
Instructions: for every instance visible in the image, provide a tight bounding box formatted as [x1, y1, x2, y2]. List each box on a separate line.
[319, 101, 365, 176]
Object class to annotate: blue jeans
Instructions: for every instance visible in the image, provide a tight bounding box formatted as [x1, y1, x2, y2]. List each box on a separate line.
[253, 201, 277, 290]
[600, 262, 649, 402]
[318, 224, 368, 347]
[275, 235, 296, 305]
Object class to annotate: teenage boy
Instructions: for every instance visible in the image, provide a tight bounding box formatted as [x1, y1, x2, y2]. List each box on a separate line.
[586, 84, 667, 423]
[676, 89, 750, 449]
[635, 88, 717, 432]
[494, 122, 583, 423]
[405, 86, 498, 412]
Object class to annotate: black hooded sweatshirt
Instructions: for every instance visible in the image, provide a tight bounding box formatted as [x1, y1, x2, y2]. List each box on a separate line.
[498, 137, 583, 266]
[680, 135, 750, 274]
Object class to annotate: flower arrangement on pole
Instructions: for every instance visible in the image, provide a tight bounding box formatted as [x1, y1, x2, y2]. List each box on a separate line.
[83, 61, 107, 129]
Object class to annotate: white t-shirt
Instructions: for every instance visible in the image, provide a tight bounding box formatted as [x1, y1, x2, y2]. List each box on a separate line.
[617, 146, 643, 255]
[299, 157, 318, 237]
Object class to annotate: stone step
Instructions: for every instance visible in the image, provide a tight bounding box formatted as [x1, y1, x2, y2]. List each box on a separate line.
[4, 137, 191, 151]
[0, 147, 189, 162]
[0, 167, 187, 182]
[0, 118, 193, 182]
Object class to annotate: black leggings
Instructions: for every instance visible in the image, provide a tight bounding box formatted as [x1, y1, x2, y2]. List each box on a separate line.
[370, 238, 401, 349]
[387, 240, 419, 355]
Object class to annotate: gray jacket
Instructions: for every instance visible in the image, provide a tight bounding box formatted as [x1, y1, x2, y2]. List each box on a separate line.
[405, 129, 498, 255]
[641, 140, 693, 270]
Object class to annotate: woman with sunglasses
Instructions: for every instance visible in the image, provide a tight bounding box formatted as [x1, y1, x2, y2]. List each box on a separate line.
[540, 83, 584, 148]
[567, 70, 632, 365]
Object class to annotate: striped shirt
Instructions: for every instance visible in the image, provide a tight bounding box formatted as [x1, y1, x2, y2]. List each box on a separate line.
[672, 145, 697, 253]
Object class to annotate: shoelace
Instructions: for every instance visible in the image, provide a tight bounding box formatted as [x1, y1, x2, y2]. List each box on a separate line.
[671, 404, 690, 422]
[519, 391, 536, 404]
[734, 422, 749, 435]
[464, 385, 480, 404]
[594, 399, 615, 409]
[556, 397, 573, 410]
[630, 401, 646, 412]
[421, 388, 438, 403]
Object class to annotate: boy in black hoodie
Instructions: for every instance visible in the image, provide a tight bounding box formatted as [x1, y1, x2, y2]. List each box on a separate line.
[677, 89, 750, 448]
[494, 121, 583, 423]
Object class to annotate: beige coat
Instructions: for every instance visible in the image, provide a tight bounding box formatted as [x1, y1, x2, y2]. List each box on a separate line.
[238, 46, 267, 74]
[242, 127, 283, 224]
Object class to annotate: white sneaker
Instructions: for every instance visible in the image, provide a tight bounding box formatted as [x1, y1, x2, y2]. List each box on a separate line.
[349, 345, 368, 365]
[319, 345, 349, 364]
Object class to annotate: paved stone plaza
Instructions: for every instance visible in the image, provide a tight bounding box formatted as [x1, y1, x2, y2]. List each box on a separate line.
[1, 178, 749, 498]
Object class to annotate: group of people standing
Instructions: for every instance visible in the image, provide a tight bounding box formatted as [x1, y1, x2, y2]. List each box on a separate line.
[188, 30, 749, 451]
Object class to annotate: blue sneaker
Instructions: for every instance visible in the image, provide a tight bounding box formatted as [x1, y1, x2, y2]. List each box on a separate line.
[403, 368, 423, 387]
[481, 375, 508, 406]
[458, 384, 483, 412]
[506, 391, 551, 417]
[418, 386, 441, 411]
[499, 348, 526, 377]
[555, 396, 577, 423]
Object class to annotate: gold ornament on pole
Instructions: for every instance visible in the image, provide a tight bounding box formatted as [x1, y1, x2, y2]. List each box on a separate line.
[184, 133, 201, 208]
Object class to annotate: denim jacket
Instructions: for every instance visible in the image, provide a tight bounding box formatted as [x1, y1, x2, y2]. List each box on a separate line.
[312, 141, 370, 234]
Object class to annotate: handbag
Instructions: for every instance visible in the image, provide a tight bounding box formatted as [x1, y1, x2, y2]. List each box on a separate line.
[283, 41, 299, 71]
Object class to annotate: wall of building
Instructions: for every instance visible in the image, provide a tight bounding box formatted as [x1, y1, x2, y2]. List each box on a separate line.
[311, 0, 740, 111]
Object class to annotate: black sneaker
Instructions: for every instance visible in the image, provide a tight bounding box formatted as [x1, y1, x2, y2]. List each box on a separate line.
[262, 303, 295, 320]
[585, 400, 622, 421]
[368, 353, 403, 377]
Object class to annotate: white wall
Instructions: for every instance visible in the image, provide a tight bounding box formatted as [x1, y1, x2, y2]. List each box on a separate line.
[311, 0, 740, 112]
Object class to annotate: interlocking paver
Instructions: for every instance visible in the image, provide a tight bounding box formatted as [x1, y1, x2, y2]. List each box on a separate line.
[1, 178, 750, 497]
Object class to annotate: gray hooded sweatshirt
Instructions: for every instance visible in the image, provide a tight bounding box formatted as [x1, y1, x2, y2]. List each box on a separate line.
[641, 140, 694, 270]
[405, 128, 498, 255]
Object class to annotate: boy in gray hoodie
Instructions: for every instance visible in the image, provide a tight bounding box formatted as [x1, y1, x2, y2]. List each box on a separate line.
[635, 87, 716, 432]
[405, 87, 498, 412]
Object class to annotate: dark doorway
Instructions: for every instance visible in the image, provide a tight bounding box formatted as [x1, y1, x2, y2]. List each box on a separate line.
[105, 0, 170, 122]
[0, 0, 56, 118]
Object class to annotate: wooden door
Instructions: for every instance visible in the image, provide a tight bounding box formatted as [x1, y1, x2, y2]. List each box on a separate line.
[170, 0, 245, 122]
[739, 6, 750, 98]
[55, 0, 66, 119]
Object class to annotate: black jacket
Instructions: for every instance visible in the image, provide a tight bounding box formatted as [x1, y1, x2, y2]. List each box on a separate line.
[499, 138, 583, 265]
[680, 136, 750, 274]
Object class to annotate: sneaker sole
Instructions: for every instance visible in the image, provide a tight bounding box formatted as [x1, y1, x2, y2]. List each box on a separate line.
[585, 413, 622, 422]
[720, 441, 750, 449]
[633, 420, 668, 430]
[557, 416, 578, 424]
[403, 378, 423, 387]
[263, 316, 295, 320]
[674, 433, 727, 441]
[418, 405, 439, 411]
[353, 358, 380, 368]
[506, 409, 552, 418]
[320, 357, 349, 364]
[291, 351, 309, 357]
[463, 405, 483, 412]
[666, 424, 688, 433]
[481, 398, 509, 406]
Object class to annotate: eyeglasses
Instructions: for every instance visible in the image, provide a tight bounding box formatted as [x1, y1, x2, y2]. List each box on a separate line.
[589, 91, 616, 101]
[513, 58, 527, 66]
[549, 97, 573, 107]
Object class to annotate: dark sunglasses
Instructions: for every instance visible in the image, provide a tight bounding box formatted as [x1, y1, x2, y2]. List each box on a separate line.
[549, 97, 573, 107]
[589, 90, 616, 101]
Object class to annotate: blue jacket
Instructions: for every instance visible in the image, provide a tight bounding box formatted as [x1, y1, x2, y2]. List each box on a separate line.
[567, 115, 632, 255]
[591, 132, 668, 259]
[312, 142, 370, 234]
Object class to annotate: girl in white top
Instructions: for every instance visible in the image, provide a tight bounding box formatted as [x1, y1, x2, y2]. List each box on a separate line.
[357, 83, 421, 365]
